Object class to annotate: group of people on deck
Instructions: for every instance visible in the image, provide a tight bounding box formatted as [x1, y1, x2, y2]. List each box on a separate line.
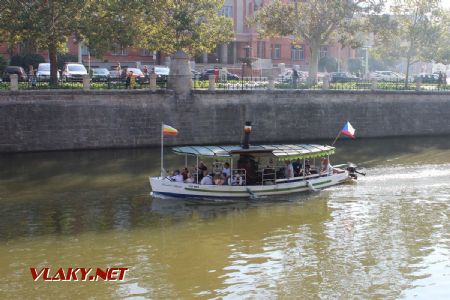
[283, 157, 332, 179]
[170, 161, 234, 185]
[170, 157, 333, 185]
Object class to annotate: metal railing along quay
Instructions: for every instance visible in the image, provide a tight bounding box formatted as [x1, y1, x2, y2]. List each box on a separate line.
[2, 76, 450, 92]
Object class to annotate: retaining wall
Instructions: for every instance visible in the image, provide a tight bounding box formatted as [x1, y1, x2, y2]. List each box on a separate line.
[0, 89, 449, 152]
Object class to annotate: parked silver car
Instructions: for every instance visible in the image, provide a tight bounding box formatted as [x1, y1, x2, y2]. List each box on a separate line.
[62, 63, 88, 82]
[36, 63, 60, 81]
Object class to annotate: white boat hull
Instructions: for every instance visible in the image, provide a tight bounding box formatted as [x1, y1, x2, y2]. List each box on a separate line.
[149, 171, 350, 200]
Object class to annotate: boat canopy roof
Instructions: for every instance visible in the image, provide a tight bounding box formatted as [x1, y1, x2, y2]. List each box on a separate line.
[172, 144, 335, 160]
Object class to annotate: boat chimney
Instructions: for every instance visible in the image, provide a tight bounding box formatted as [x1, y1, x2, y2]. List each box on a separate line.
[242, 121, 252, 149]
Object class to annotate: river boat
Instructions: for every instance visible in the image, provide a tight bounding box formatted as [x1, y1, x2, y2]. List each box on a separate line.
[149, 122, 356, 200]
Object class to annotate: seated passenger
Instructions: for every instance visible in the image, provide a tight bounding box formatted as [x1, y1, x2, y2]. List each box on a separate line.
[184, 172, 195, 183]
[284, 160, 294, 179]
[197, 161, 208, 181]
[292, 158, 302, 176]
[171, 170, 184, 182]
[200, 170, 213, 185]
[181, 167, 189, 181]
[221, 173, 228, 185]
[222, 162, 231, 178]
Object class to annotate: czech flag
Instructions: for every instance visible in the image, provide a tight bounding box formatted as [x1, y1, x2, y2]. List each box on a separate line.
[162, 124, 178, 136]
[341, 121, 356, 139]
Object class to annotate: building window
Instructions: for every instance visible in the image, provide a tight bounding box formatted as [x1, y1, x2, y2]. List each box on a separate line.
[320, 46, 328, 58]
[257, 41, 266, 58]
[272, 44, 281, 59]
[291, 45, 304, 61]
[140, 49, 152, 56]
[220, 5, 233, 17]
[112, 46, 128, 56]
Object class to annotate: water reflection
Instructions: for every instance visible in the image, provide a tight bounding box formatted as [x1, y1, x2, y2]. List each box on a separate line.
[0, 136, 449, 299]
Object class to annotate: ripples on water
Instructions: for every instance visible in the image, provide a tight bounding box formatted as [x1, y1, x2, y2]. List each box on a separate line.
[0, 137, 449, 299]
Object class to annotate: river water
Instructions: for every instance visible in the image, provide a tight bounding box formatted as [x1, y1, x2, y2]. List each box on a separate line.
[0, 137, 449, 299]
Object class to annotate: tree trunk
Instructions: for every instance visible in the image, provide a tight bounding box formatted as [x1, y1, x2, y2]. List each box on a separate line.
[308, 41, 320, 85]
[49, 44, 58, 86]
[405, 54, 411, 89]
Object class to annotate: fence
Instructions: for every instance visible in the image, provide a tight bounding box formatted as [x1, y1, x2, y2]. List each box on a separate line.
[2, 75, 450, 92]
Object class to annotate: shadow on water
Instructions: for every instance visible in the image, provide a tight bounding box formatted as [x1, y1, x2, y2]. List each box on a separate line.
[0, 135, 449, 242]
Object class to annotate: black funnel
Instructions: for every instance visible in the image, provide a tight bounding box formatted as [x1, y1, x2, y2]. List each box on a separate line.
[242, 121, 252, 149]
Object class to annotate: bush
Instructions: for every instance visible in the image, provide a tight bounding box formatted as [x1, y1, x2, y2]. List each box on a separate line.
[9, 54, 45, 71]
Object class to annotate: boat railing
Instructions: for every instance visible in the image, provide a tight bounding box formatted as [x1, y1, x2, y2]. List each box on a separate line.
[231, 169, 246, 186]
[261, 167, 277, 185]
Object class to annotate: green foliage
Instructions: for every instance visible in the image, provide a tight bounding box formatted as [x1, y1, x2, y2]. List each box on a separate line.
[0, 55, 7, 73]
[57, 53, 79, 70]
[139, 0, 234, 56]
[9, 54, 45, 71]
[371, 0, 450, 82]
[319, 56, 338, 72]
[348, 58, 364, 75]
[250, 0, 384, 82]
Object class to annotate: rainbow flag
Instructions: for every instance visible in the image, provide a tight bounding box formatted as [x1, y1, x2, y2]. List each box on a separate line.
[341, 121, 355, 138]
[162, 124, 178, 136]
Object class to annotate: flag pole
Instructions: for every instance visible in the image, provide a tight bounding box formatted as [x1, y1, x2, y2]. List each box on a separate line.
[161, 122, 164, 177]
[331, 131, 341, 146]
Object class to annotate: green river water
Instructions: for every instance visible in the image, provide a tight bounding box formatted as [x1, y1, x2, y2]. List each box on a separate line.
[0, 136, 449, 299]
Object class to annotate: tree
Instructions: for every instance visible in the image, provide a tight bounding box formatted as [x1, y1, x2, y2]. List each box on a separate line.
[0, 0, 144, 85]
[371, 0, 450, 85]
[0, 1, 85, 85]
[348, 58, 363, 75]
[319, 56, 338, 72]
[250, 0, 383, 83]
[10, 54, 45, 72]
[139, 0, 234, 57]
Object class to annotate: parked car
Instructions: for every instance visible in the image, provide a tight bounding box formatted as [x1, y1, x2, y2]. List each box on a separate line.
[413, 73, 439, 84]
[152, 66, 170, 83]
[121, 67, 146, 83]
[329, 72, 359, 83]
[2, 66, 28, 82]
[370, 71, 405, 82]
[62, 63, 88, 82]
[91, 68, 110, 82]
[36, 63, 60, 81]
[199, 68, 239, 81]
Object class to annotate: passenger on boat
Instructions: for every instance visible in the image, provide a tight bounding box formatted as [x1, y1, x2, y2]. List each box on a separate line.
[284, 160, 294, 179]
[196, 161, 208, 181]
[305, 160, 311, 175]
[200, 170, 213, 185]
[292, 158, 302, 176]
[213, 174, 226, 185]
[181, 167, 189, 181]
[171, 170, 184, 182]
[221, 173, 228, 185]
[184, 171, 195, 183]
[222, 162, 231, 178]
[321, 158, 333, 175]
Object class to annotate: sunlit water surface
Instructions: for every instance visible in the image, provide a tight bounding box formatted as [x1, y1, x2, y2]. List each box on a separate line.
[0, 137, 449, 299]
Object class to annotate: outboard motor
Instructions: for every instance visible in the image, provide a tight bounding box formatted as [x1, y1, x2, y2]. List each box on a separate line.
[346, 163, 366, 180]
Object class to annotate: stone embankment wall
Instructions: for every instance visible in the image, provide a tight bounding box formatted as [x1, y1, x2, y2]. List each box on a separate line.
[0, 89, 449, 152]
